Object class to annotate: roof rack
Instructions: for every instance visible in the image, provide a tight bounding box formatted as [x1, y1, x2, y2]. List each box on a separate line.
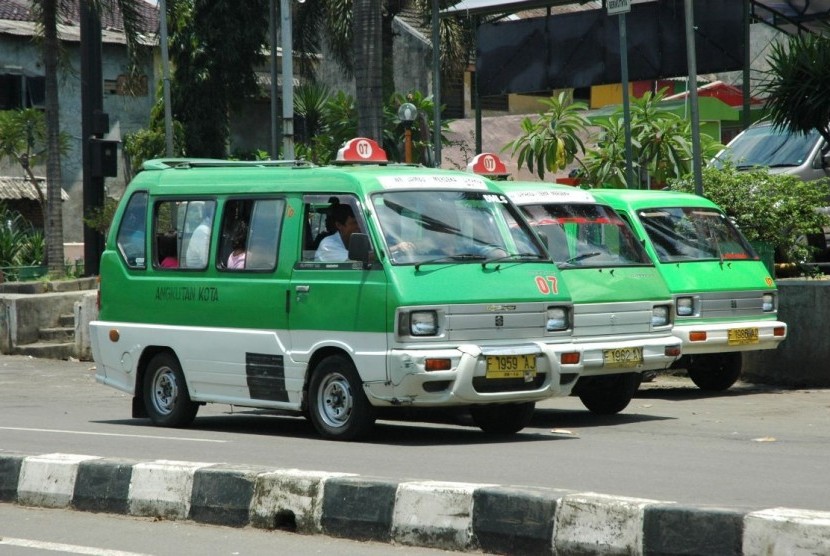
[140, 158, 316, 171]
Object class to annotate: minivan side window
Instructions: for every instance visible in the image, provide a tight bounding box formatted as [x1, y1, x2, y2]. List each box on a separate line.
[218, 198, 284, 271]
[116, 191, 148, 269]
[301, 195, 367, 264]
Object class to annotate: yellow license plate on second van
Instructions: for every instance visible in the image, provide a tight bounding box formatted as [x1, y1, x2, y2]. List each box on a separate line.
[603, 347, 643, 368]
[486, 355, 537, 379]
[728, 327, 759, 345]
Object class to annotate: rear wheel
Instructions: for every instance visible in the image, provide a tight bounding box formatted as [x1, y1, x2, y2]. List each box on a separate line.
[470, 402, 535, 434]
[143, 352, 198, 427]
[687, 352, 742, 391]
[308, 355, 376, 440]
[576, 373, 641, 415]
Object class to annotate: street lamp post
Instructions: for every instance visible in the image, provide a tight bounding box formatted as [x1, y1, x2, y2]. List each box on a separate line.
[398, 102, 417, 163]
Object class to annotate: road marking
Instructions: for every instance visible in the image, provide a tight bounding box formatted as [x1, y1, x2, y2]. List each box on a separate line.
[0, 427, 226, 443]
[0, 536, 152, 555]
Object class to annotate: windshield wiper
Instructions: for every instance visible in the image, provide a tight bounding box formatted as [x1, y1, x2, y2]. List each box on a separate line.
[414, 253, 486, 271]
[560, 252, 601, 266]
[481, 252, 546, 269]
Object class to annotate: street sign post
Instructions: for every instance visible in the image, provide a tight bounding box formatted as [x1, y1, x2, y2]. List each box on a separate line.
[607, 0, 631, 16]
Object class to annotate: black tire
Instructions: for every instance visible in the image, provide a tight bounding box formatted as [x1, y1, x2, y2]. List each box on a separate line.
[470, 402, 535, 434]
[577, 373, 641, 415]
[687, 352, 742, 391]
[308, 355, 376, 441]
[143, 352, 199, 427]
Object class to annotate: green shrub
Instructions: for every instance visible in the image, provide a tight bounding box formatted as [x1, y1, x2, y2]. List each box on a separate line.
[670, 165, 830, 263]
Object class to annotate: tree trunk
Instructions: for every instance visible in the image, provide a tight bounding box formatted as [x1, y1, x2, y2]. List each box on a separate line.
[42, 0, 65, 276]
[353, 0, 383, 142]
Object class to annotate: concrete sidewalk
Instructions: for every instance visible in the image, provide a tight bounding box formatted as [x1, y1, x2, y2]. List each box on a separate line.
[2, 452, 829, 555]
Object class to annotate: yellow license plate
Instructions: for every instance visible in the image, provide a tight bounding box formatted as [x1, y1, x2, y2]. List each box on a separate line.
[603, 347, 643, 368]
[728, 327, 759, 345]
[486, 355, 537, 379]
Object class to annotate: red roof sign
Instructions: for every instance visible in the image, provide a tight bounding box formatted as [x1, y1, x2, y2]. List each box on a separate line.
[467, 153, 509, 176]
[335, 137, 388, 163]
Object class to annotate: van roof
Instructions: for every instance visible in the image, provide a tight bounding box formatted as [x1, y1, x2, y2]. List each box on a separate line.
[591, 188, 720, 211]
[130, 159, 495, 197]
[495, 181, 598, 205]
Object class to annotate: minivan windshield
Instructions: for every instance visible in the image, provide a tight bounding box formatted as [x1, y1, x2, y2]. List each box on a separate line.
[637, 207, 757, 263]
[372, 190, 546, 265]
[712, 124, 820, 169]
[520, 203, 652, 268]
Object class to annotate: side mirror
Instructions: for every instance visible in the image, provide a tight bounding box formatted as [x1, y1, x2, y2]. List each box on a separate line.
[348, 233, 371, 268]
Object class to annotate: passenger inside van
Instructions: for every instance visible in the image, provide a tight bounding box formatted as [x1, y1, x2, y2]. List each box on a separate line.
[183, 202, 214, 268]
[226, 220, 248, 269]
[315, 203, 359, 262]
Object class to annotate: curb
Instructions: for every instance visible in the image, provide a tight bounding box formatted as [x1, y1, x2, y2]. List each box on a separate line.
[2, 452, 830, 555]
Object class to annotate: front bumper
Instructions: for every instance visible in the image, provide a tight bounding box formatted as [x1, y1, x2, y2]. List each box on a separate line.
[673, 319, 787, 355]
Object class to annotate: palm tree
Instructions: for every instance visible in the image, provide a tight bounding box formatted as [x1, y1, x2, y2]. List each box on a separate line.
[760, 32, 830, 146]
[32, 0, 144, 276]
[353, 0, 383, 141]
[294, 0, 470, 147]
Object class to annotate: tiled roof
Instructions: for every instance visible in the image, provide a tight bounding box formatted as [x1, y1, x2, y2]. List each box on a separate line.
[0, 0, 158, 34]
[0, 176, 69, 201]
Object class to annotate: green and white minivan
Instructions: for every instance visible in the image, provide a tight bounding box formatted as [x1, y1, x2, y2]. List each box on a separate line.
[92, 138, 653, 441]
[489, 177, 682, 414]
[591, 188, 788, 391]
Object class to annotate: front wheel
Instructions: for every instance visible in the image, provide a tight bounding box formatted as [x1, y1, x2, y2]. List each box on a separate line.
[143, 352, 199, 427]
[576, 373, 641, 415]
[470, 402, 535, 434]
[687, 352, 742, 391]
[308, 355, 375, 440]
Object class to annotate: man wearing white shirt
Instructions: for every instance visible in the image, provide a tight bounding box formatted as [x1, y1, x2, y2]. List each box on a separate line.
[315, 203, 359, 262]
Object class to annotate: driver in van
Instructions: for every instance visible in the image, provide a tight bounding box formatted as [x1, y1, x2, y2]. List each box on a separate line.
[315, 203, 359, 262]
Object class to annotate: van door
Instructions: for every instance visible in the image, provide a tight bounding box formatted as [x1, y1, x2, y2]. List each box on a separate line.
[287, 194, 389, 384]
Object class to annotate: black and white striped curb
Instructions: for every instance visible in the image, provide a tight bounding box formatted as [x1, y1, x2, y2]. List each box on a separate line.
[1, 452, 829, 555]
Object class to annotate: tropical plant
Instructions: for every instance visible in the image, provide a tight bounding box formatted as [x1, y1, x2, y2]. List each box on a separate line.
[759, 32, 830, 146]
[294, 0, 471, 147]
[123, 81, 187, 176]
[504, 91, 590, 179]
[670, 164, 830, 264]
[0, 204, 36, 268]
[0, 109, 69, 224]
[32, 0, 145, 276]
[19, 229, 46, 267]
[167, 0, 269, 157]
[629, 90, 694, 187]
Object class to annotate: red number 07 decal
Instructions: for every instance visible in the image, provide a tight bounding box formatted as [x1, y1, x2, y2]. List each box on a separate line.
[535, 276, 559, 295]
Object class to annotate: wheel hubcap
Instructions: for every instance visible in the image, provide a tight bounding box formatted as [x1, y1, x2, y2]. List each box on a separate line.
[151, 367, 178, 415]
[318, 372, 353, 428]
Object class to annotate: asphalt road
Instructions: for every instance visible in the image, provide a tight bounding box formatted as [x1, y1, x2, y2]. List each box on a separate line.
[1, 355, 828, 512]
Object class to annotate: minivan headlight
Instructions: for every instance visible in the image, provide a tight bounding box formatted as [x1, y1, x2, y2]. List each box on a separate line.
[410, 310, 438, 336]
[762, 293, 775, 312]
[546, 307, 569, 331]
[676, 296, 695, 317]
[652, 305, 670, 327]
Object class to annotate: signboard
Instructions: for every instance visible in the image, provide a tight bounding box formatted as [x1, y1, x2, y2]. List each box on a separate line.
[607, 0, 631, 15]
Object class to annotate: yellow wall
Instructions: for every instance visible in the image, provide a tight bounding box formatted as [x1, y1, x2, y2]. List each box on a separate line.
[591, 83, 632, 109]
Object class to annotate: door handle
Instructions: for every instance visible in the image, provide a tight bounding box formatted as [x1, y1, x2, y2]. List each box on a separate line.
[295, 285, 310, 293]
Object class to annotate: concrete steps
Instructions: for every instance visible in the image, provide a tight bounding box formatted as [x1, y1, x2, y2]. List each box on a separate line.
[13, 313, 76, 359]
[14, 341, 76, 359]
